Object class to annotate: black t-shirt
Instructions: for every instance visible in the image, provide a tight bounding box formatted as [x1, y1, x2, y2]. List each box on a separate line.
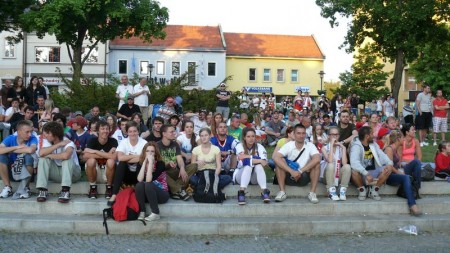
[0, 86, 17, 108]
[338, 123, 355, 147]
[363, 144, 375, 171]
[157, 140, 181, 164]
[118, 104, 141, 118]
[87, 137, 118, 152]
[216, 90, 231, 107]
[145, 131, 162, 142]
[136, 160, 166, 181]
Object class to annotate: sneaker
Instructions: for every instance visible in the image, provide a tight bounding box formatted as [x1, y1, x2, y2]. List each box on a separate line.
[261, 189, 270, 203]
[238, 190, 246, 205]
[105, 186, 113, 199]
[19, 187, 31, 199]
[269, 141, 277, 147]
[88, 185, 98, 199]
[328, 187, 340, 201]
[433, 142, 438, 146]
[339, 187, 347, 201]
[423, 142, 429, 146]
[171, 192, 181, 200]
[308, 192, 319, 204]
[145, 213, 160, 222]
[179, 189, 190, 201]
[37, 190, 48, 202]
[275, 191, 287, 202]
[138, 212, 145, 221]
[58, 191, 70, 203]
[369, 186, 381, 201]
[358, 186, 367, 201]
[0, 186, 12, 198]
[420, 142, 424, 147]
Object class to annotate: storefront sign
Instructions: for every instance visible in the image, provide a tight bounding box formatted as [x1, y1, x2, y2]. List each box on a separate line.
[295, 86, 310, 93]
[243, 86, 272, 93]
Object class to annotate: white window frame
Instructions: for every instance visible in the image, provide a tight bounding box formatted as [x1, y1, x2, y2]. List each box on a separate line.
[156, 61, 165, 75]
[187, 61, 196, 84]
[172, 61, 180, 76]
[291, 69, 299, 82]
[35, 46, 61, 63]
[263, 68, 271, 82]
[118, 59, 128, 74]
[140, 61, 149, 75]
[4, 41, 15, 58]
[276, 69, 285, 82]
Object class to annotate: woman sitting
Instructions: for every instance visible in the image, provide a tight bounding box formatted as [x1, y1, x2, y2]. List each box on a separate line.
[131, 112, 150, 139]
[435, 142, 450, 179]
[234, 127, 270, 205]
[135, 142, 169, 222]
[176, 120, 198, 165]
[398, 124, 422, 189]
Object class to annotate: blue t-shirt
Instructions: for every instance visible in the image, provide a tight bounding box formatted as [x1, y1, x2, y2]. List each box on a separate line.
[2, 135, 38, 163]
[211, 135, 239, 161]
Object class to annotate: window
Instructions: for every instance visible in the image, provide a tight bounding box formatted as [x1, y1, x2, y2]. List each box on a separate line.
[249, 68, 256, 81]
[4, 41, 15, 58]
[156, 61, 165, 75]
[140, 61, 149, 75]
[118, 60, 127, 74]
[81, 47, 98, 63]
[263, 68, 271, 82]
[35, 47, 61, 63]
[172, 62, 180, 75]
[291, 69, 298, 82]
[277, 69, 284, 82]
[207, 62, 216, 76]
[188, 61, 196, 84]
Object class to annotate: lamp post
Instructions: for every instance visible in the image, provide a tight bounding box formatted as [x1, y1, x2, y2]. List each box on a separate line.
[148, 63, 154, 84]
[318, 70, 325, 95]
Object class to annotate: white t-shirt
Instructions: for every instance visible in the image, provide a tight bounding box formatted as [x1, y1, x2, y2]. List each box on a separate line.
[112, 129, 127, 145]
[116, 137, 147, 156]
[259, 98, 267, 110]
[40, 137, 80, 167]
[4, 107, 16, 117]
[191, 116, 208, 135]
[133, 84, 150, 107]
[116, 84, 134, 109]
[278, 141, 319, 169]
[416, 92, 432, 113]
[176, 132, 199, 154]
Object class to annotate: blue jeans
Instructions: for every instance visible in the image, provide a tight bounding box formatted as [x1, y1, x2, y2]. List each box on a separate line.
[0, 153, 34, 167]
[351, 107, 358, 116]
[402, 159, 421, 188]
[268, 159, 275, 171]
[190, 173, 232, 190]
[386, 174, 416, 207]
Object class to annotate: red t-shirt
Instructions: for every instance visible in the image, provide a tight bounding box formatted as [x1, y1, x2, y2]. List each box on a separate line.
[435, 153, 450, 173]
[433, 98, 448, 118]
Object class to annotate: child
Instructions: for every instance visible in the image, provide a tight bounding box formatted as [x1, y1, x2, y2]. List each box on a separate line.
[435, 142, 450, 179]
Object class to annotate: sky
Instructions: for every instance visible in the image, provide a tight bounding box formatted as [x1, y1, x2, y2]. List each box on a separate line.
[158, 0, 353, 82]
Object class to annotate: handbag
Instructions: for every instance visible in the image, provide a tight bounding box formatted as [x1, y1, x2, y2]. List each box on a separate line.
[421, 163, 434, 181]
[396, 175, 420, 200]
[284, 148, 305, 171]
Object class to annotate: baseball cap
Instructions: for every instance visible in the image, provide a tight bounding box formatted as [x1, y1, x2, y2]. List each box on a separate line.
[74, 111, 83, 116]
[219, 83, 226, 87]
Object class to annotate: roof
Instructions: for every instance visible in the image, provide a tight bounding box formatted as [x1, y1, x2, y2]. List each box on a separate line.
[110, 25, 225, 51]
[224, 32, 325, 59]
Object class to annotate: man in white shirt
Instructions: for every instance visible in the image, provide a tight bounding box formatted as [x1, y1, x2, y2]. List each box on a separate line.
[36, 122, 81, 203]
[115, 75, 134, 110]
[185, 110, 208, 135]
[112, 119, 128, 145]
[133, 77, 151, 124]
[0, 98, 19, 140]
[415, 84, 433, 146]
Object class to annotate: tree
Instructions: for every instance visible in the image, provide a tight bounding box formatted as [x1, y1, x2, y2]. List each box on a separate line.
[19, 0, 169, 83]
[316, 0, 450, 101]
[0, 0, 35, 32]
[334, 43, 390, 103]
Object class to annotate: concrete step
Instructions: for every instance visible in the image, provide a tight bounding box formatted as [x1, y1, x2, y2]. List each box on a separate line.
[0, 212, 447, 235]
[1, 195, 449, 217]
[2, 180, 450, 197]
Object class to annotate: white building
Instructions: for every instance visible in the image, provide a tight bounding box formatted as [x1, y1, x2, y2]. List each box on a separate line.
[0, 31, 24, 84]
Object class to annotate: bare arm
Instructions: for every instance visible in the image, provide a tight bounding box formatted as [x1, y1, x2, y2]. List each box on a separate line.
[83, 147, 117, 160]
[117, 151, 140, 163]
[39, 139, 70, 157]
[46, 146, 73, 160]
[415, 139, 422, 161]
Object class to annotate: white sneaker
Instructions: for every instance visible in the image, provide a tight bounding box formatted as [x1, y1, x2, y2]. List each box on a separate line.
[423, 142, 429, 146]
[433, 142, 438, 146]
[0, 186, 12, 198]
[145, 213, 160, 222]
[308, 192, 319, 204]
[138, 212, 145, 221]
[339, 187, 347, 201]
[358, 186, 367, 201]
[269, 141, 277, 147]
[369, 186, 381, 201]
[275, 191, 287, 202]
[328, 187, 340, 201]
[420, 142, 424, 147]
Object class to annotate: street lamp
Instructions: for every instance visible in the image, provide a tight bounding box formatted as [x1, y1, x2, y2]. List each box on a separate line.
[318, 70, 325, 95]
[148, 63, 154, 84]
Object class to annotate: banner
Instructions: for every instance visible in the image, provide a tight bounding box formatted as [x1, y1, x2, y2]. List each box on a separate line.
[243, 86, 272, 93]
[295, 86, 310, 93]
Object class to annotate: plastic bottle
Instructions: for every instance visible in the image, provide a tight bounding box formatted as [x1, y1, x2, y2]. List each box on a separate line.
[398, 225, 418, 235]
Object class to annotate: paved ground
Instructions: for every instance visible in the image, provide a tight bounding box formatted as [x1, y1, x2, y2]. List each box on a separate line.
[0, 231, 448, 252]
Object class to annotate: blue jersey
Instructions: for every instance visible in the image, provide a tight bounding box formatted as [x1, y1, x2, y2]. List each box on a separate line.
[211, 135, 239, 155]
[69, 130, 92, 151]
[2, 135, 38, 163]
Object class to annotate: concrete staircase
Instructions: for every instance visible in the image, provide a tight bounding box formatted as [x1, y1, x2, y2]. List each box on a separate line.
[0, 181, 449, 235]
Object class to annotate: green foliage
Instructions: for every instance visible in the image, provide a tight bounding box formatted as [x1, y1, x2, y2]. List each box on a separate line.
[18, 0, 169, 82]
[0, 0, 36, 33]
[334, 43, 390, 101]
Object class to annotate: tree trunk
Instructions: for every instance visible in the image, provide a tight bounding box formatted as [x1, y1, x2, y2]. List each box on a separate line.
[391, 50, 405, 116]
[72, 45, 83, 84]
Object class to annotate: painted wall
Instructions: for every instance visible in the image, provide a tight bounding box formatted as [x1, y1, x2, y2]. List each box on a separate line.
[0, 31, 24, 83]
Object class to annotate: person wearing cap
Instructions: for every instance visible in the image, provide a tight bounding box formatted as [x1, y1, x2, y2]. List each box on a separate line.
[215, 83, 231, 121]
[115, 75, 134, 110]
[156, 96, 177, 123]
[376, 127, 390, 149]
[116, 97, 141, 121]
[67, 116, 90, 164]
[133, 77, 151, 124]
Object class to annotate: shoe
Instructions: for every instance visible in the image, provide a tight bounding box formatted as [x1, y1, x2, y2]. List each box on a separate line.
[37, 190, 48, 202]
[0, 186, 12, 198]
[88, 185, 97, 199]
[19, 187, 31, 199]
[238, 190, 246, 205]
[358, 186, 367, 201]
[368, 186, 381, 201]
[107, 200, 115, 207]
[105, 186, 112, 199]
[339, 187, 347, 201]
[328, 187, 340, 201]
[171, 192, 181, 200]
[261, 189, 270, 203]
[269, 141, 277, 147]
[423, 142, 429, 146]
[308, 192, 319, 204]
[138, 212, 146, 221]
[433, 142, 438, 146]
[58, 191, 70, 203]
[275, 191, 287, 202]
[410, 205, 423, 217]
[145, 213, 160, 222]
[420, 142, 424, 147]
[179, 189, 190, 201]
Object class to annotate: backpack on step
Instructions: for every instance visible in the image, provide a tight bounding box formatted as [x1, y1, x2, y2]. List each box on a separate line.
[193, 170, 226, 203]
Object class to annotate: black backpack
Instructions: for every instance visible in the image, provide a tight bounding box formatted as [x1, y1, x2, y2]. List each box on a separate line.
[421, 163, 435, 181]
[193, 170, 226, 203]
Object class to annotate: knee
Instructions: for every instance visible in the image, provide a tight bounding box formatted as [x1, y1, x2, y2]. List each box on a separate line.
[106, 159, 116, 170]
[341, 164, 351, 173]
[86, 158, 96, 167]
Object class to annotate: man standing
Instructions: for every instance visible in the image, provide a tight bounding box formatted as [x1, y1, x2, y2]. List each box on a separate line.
[215, 83, 231, 121]
[115, 75, 134, 110]
[36, 122, 81, 203]
[84, 121, 118, 199]
[273, 124, 321, 203]
[0, 120, 37, 199]
[265, 111, 286, 146]
[350, 93, 359, 116]
[133, 77, 151, 124]
[415, 84, 432, 147]
[116, 97, 140, 121]
[432, 89, 449, 145]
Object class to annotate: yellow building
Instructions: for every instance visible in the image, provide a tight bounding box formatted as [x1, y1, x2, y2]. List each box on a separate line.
[224, 33, 325, 96]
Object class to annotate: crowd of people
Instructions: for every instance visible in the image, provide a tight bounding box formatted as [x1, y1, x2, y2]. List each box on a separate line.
[0, 76, 449, 221]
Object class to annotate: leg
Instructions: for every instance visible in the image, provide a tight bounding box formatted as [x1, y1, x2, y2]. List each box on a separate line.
[106, 159, 116, 185]
[386, 174, 416, 207]
[36, 157, 54, 189]
[403, 159, 422, 188]
[218, 174, 232, 189]
[275, 166, 287, 192]
[324, 163, 335, 189]
[0, 154, 10, 186]
[309, 164, 320, 193]
[135, 182, 146, 212]
[23, 154, 34, 186]
[85, 158, 97, 183]
[351, 170, 364, 188]
[238, 166, 253, 190]
[61, 159, 81, 188]
[339, 164, 351, 188]
[110, 162, 128, 200]
[166, 167, 181, 194]
[253, 165, 267, 190]
[375, 166, 393, 186]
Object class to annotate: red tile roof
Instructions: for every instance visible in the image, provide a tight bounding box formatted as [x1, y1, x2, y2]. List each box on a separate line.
[110, 25, 225, 50]
[224, 32, 325, 59]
